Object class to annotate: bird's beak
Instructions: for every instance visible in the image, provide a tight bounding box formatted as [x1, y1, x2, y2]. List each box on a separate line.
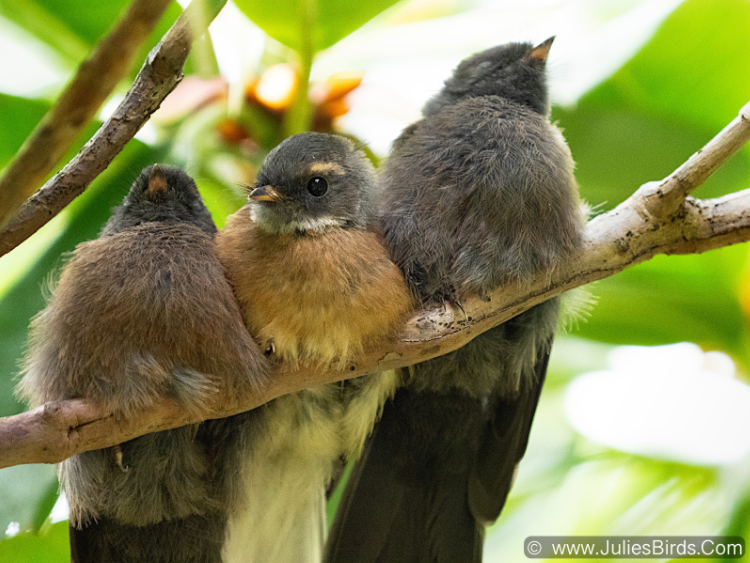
[528, 36, 555, 62]
[147, 164, 168, 196]
[249, 185, 282, 202]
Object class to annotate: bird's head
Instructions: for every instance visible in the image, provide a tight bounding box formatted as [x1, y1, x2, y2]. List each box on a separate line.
[104, 164, 216, 235]
[249, 132, 376, 235]
[424, 37, 554, 117]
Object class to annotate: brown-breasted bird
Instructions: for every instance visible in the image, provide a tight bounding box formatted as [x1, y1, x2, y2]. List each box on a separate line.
[325, 38, 585, 562]
[215, 132, 413, 563]
[17, 165, 268, 563]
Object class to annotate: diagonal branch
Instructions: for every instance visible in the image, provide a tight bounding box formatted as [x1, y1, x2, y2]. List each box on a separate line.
[1, 101, 749, 469]
[0, 0, 228, 258]
[639, 100, 750, 218]
[0, 0, 172, 230]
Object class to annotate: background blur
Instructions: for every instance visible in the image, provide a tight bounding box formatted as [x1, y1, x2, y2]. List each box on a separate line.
[1, 0, 749, 561]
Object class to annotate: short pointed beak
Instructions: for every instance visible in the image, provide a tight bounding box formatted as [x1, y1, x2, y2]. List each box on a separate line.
[249, 185, 282, 202]
[529, 36, 555, 62]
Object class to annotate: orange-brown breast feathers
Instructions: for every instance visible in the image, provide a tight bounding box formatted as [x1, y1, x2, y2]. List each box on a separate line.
[217, 206, 413, 366]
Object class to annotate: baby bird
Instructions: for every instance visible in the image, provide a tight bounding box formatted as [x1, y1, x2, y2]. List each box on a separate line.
[325, 39, 585, 562]
[18, 165, 268, 563]
[216, 132, 412, 563]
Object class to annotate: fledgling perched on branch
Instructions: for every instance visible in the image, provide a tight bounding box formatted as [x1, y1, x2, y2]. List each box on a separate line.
[216, 132, 413, 563]
[17, 165, 268, 563]
[325, 38, 585, 563]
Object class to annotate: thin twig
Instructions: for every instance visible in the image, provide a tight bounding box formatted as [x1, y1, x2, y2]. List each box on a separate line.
[0, 0, 172, 230]
[0, 0, 229, 257]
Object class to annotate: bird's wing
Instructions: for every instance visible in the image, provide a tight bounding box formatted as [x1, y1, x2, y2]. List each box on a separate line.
[468, 340, 551, 523]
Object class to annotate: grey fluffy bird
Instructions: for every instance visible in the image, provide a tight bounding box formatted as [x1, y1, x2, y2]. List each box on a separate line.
[326, 38, 585, 562]
[17, 165, 268, 563]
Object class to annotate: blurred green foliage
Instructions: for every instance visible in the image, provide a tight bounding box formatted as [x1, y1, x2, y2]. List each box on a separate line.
[0, 95, 49, 166]
[234, 0, 402, 53]
[556, 0, 750, 366]
[0, 522, 68, 563]
[0, 0, 183, 69]
[0, 0, 749, 560]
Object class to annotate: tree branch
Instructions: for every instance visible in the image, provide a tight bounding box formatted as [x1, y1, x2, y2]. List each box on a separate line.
[0, 0, 228, 258]
[640, 100, 750, 218]
[0, 0, 172, 231]
[1, 100, 749, 470]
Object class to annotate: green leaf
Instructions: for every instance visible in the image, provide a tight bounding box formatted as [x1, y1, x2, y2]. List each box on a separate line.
[0, 521, 69, 563]
[555, 0, 750, 210]
[570, 245, 750, 364]
[30, 485, 59, 532]
[552, 0, 750, 364]
[723, 492, 750, 561]
[554, 104, 750, 211]
[0, 465, 58, 536]
[233, 0, 402, 53]
[0, 0, 183, 74]
[589, 0, 750, 134]
[0, 94, 49, 168]
[0, 0, 90, 62]
[326, 463, 353, 528]
[194, 172, 247, 228]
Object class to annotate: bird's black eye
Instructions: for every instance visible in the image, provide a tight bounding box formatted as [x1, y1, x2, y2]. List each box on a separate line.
[306, 176, 328, 197]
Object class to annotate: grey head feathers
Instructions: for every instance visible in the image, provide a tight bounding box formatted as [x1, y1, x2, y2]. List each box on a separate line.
[250, 132, 377, 234]
[380, 36, 582, 304]
[103, 164, 217, 236]
[423, 38, 554, 118]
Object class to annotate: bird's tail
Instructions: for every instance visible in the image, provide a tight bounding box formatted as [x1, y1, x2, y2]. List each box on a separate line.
[222, 451, 330, 563]
[70, 512, 226, 563]
[62, 424, 214, 528]
[326, 301, 558, 563]
[325, 386, 485, 563]
[222, 390, 340, 563]
[67, 410, 256, 563]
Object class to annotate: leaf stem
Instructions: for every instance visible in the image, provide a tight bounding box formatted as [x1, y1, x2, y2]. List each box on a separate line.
[283, 0, 315, 136]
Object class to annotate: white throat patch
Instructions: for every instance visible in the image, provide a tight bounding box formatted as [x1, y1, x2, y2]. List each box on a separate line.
[250, 204, 345, 234]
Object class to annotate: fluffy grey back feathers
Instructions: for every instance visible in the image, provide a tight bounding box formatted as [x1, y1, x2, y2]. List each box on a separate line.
[381, 96, 582, 305]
